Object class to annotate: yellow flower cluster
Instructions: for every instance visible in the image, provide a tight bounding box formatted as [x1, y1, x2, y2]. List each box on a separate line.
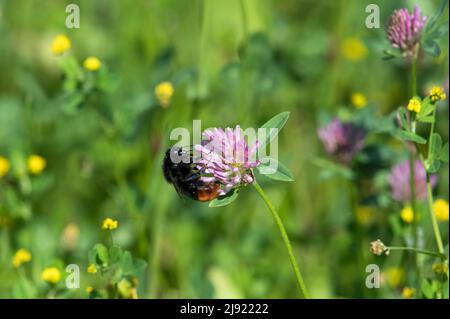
[432, 263, 448, 276]
[102, 218, 119, 230]
[155, 82, 174, 107]
[41, 267, 61, 284]
[341, 38, 368, 61]
[400, 206, 414, 224]
[407, 98, 421, 113]
[351, 92, 367, 109]
[12, 249, 32, 268]
[0, 156, 10, 177]
[83, 56, 102, 71]
[51, 35, 71, 56]
[27, 155, 46, 175]
[433, 199, 449, 222]
[402, 287, 415, 298]
[429, 86, 446, 102]
[87, 264, 97, 274]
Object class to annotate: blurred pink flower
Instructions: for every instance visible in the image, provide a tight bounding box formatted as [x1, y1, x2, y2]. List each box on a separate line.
[317, 118, 365, 165]
[389, 159, 437, 203]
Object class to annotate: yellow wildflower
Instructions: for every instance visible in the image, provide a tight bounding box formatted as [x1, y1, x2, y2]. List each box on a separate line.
[102, 218, 118, 230]
[12, 249, 32, 268]
[41, 267, 61, 284]
[400, 206, 414, 224]
[432, 263, 448, 276]
[51, 34, 71, 56]
[433, 199, 449, 222]
[87, 264, 97, 274]
[429, 86, 446, 102]
[341, 37, 368, 61]
[386, 267, 404, 288]
[27, 155, 46, 175]
[86, 286, 94, 294]
[351, 92, 367, 109]
[0, 156, 10, 177]
[407, 98, 421, 113]
[83, 56, 102, 71]
[155, 81, 174, 107]
[402, 287, 416, 298]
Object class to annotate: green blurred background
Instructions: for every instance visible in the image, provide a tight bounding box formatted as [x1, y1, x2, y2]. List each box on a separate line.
[0, 0, 448, 298]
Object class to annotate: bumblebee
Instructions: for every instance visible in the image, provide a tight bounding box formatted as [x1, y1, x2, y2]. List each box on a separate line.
[162, 147, 221, 202]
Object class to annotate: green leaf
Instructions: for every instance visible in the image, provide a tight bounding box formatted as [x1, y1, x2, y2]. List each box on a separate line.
[429, 133, 443, 159]
[90, 243, 109, 266]
[397, 107, 408, 129]
[382, 49, 400, 60]
[427, 159, 441, 173]
[257, 158, 294, 182]
[431, 22, 449, 38]
[62, 93, 84, 115]
[259, 112, 290, 148]
[422, 39, 442, 57]
[421, 279, 433, 299]
[396, 130, 427, 144]
[417, 97, 435, 122]
[109, 245, 123, 264]
[424, 0, 448, 34]
[209, 188, 239, 207]
[439, 142, 449, 163]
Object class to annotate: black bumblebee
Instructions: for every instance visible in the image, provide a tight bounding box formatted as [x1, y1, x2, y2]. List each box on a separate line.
[162, 147, 221, 201]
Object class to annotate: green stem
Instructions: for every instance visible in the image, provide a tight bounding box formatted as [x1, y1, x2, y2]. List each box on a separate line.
[388, 246, 444, 258]
[411, 56, 417, 96]
[239, 0, 249, 40]
[426, 173, 445, 256]
[252, 180, 309, 298]
[409, 55, 420, 286]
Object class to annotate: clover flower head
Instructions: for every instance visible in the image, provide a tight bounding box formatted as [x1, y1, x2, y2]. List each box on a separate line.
[194, 126, 260, 196]
[12, 249, 32, 268]
[41, 267, 61, 284]
[402, 287, 416, 298]
[432, 263, 448, 276]
[87, 264, 97, 274]
[51, 34, 71, 56]
[317, 118, 365, 165]
[102, 218, 118, 230]
[433, 199, 449, 222]
[407, 97, 421, 113]
[83, 56, 102, 71]
[0, 156, 10, 177]
[370, 239, 390, 256]
[389, 159, 437, 203]
[429, 86, 447, 103]
[351, 92, 367, 109]
[387, 6, 427, 56]
[400, 206, 414, 224]
[155, 82, 174, 107]
[27, 155, 46, 175]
